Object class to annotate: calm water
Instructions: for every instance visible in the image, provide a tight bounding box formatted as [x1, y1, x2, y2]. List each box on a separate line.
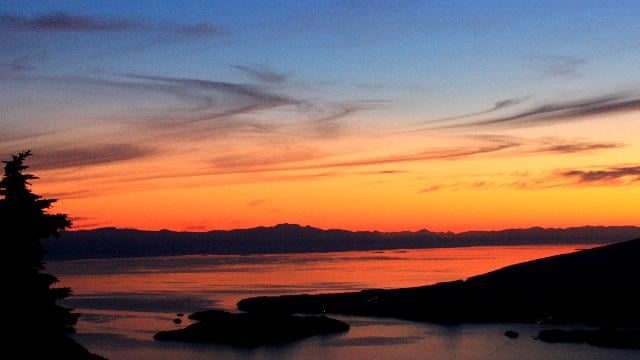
[48, 245, 639, 359]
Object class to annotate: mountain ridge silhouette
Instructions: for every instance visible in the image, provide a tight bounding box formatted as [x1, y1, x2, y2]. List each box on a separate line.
[45, 224, 640, 260]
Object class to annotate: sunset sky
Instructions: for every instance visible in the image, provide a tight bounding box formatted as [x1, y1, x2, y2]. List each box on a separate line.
[1, 1, 639, 231]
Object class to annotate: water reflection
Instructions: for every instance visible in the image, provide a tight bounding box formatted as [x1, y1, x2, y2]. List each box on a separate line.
[48, 245, 640, 359]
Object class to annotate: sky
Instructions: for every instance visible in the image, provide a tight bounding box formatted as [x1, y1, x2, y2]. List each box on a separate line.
[1, 1, 639, 232]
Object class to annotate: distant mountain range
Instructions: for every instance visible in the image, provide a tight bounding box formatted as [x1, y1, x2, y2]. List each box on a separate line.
[44, 224, 640, 260]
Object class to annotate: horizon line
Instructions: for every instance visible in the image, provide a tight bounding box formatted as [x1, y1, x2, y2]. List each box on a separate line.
[68, 222, 640, 235]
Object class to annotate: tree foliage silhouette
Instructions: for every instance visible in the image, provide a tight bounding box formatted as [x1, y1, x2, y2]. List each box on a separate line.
[0, 151, 78, 335]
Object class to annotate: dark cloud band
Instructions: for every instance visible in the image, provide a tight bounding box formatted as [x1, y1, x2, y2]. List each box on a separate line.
[28, 144, 154, 170]
[560, 165, 640, 184]
[0, 12, 222, 36]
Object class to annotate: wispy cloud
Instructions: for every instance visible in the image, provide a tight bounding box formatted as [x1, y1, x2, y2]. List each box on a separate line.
[435, 92, 640, 129]
[322, 140, 517, 168]
[309, 104, 362, 137]
[525, 54, 585, 77]
[0, 12, 223, 36]
[399, 96, 528, 133]
[1, 13, 140, 32]
[413, 137, 628, 194]
[418, 162, 640, 194]
[201, 135, 624, 178]
[432, 97, 527, 123]
[0, 128, 66, 143]
[559, 165, 640, 184]
[353, 82, 429, 92]
[305, 100, 387, 137]
[22, 135, 628, 198]
[0, 57, 34, 74]
[359, 170, 408, 175]
[531, 139, 624, 154]
[15, 72, 298, 138]
[40, 190, 96, 200]
[208, 136, 520, 175]
[231, 64, 287, 83]
[0, 53, 47, 78]
[210, 146, 320, 169]
[28, 143, 154, 170]
[463, 134, 625, 156]
[107, 73, 328, 143]
[122, 74, 296, 125]
[1, 69, 387, 168]
[126, 74, 287, 101]
[419, 185, 444, 193]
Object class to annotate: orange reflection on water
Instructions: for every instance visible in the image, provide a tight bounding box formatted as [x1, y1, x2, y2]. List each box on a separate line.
[48, 244, 609, 360]
[51, 244, 596, 311]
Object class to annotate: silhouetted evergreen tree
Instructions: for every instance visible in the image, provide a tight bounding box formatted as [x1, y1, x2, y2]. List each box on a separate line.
[1, 151, 79, 339]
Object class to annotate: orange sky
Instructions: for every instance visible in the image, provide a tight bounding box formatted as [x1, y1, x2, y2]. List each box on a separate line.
[29, 111, 640, 232]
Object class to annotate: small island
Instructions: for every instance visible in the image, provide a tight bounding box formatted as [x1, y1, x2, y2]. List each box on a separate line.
[154, 310, 349, 347]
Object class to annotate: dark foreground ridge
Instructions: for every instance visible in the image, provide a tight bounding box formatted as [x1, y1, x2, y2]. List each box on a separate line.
[44, 335, 106, 359]
[45, 224, 640, 260]
[154, 310, 349, 347]
[238, 238, 640, 327]
[537, 328, 640, 349]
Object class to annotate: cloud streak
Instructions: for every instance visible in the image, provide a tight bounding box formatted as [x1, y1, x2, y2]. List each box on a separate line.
[525, 54, 585, 77]
[112, 74, 381, 140]
[210, 146, 320, 169]
[13, 72, 298, 138]
[28, 144, 154, 170]
[435, 92, 640, 130]
[122, 74, 297, 126]
[531, 140, 624, 154]
[559, 165, 640, 184]
[126, 74, 287, 102]
[200, 136, 623, 179]
[1, 69, 389, 171]
[1, 13, 140, 32]
[0, 12, 223, 36]
[396, 97, 528, 134]
[418, 162, 640, 194]
[208, 136, 520, 175]
[320, 140, 517, 168]
[1, 69, 389, 180]
[426, 97, 527, 124]
[231, 64, 287, 83]
[0, 57, 34, 75]
[463, 135, 624, 157]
